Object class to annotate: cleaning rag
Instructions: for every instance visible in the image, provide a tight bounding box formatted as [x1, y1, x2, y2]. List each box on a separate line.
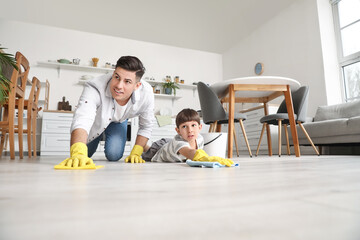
[54, 164, 104, 170]
[186, 160, 239, 168]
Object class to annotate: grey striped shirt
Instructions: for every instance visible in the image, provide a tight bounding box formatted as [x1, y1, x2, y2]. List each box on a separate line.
[151, 134, 204, 163]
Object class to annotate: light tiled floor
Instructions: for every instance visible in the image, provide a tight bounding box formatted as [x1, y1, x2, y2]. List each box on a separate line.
[1, 155, 360, 240]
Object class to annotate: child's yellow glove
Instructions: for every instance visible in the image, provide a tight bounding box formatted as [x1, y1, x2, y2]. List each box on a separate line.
[193, 149, 234, 167]
[54, 142, 103, 170]
[125, 145, 145, 163]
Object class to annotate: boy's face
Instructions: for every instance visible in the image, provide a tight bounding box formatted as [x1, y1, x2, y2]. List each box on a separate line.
[109, 67, 141, 106]
[176, 120, 202, 142]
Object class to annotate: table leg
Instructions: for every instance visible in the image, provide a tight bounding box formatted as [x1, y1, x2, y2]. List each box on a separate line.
[227, 84, 235, 158]
[283, 85, 300, 157]
[263, 103, 272, 156]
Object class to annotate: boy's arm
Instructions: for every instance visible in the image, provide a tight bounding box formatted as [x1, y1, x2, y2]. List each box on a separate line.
[178, 147, 197, 160]
[179, 147, 234, 167]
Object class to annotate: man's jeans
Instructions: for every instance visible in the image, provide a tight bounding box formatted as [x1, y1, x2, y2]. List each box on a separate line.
[87, 120, 128, 161]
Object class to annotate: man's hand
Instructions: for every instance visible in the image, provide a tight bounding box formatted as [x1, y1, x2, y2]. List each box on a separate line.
[54, 142, 101, 169]
[125, 145, 145, 163]
[192, 149, 234, 167]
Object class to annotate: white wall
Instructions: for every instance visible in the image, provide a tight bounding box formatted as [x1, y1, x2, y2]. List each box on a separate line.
[223, 0, 333, 117]
[0, 19, 222, 116]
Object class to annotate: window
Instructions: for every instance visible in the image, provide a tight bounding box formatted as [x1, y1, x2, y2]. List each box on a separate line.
[332, 0, 360, 101]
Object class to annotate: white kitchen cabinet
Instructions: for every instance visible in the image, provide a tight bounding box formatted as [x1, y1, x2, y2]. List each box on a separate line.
[237, 105, 278, 152]
[40, 110, 138, 157]
[40, 111, 74, 156]
[220, 105, 279, 154]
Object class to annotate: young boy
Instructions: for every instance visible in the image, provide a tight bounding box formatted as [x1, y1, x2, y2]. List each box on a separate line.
[141, 108, 234, 167]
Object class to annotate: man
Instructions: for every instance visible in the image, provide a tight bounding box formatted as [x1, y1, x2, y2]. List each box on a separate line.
[57, 56, 154, 168]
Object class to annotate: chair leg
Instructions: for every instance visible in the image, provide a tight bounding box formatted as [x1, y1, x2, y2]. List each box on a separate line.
[256, 123, 266, 156]
[283, 124, 290, 155]
[0, 131, 6, 157]
[8, 93, 16, 159]
[278, 120, 282, 157]
[216, 123, 222, 132]
[233, 129, 239, 157]
[239, 119, 252, 157]
[297, 121, 320, 156]
[18, 97, 25, 159]
[32, 112, 37, 157]
[27, 113, 32, 157]
[209, 123, 214, 132]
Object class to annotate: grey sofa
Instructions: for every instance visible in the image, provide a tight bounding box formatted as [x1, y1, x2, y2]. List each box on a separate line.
[294, 99, 360, 146]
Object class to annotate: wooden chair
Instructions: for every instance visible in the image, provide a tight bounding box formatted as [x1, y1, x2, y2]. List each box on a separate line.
[20, 77, 41, 157]
[0, 52, 29, 159]
[255, 86, 320, 157]
[197, 82, 252, 157]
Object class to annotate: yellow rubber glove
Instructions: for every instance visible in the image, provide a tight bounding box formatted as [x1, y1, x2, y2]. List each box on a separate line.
[193, 149, 234, 167]
[125, 145, 145, 163]
[54, 142, 104, 170]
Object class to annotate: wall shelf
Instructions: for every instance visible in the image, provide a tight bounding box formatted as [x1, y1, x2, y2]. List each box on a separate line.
[153, 94, 181, 99]
[145, 80, 197, 90]
[37, 61, 114, 77]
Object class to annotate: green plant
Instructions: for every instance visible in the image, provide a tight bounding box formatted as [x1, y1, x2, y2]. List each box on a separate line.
[0, 47, 18, 104]
[162, 81, 180, 95]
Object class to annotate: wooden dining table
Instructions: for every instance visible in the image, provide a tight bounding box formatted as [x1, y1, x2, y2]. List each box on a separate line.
[210, 76, 301, 158]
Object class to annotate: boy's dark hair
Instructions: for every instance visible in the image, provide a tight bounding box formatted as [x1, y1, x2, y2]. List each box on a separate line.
[176, 108, 201, 128]
[116, 56, 146, 81]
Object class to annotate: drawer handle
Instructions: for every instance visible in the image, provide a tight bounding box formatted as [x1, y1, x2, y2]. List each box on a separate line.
[57, 139, 69, 142]
[57, 126, 70, 128]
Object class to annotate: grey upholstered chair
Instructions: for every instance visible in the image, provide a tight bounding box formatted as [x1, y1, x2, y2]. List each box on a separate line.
[255, 86, 319, 156]
[197, 81, 252, 157]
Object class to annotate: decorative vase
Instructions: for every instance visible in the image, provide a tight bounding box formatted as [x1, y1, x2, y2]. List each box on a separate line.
[164, 88, 172, 95]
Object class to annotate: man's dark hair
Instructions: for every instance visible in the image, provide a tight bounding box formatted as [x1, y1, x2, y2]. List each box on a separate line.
[116, 56, 145, 81]
[176, 108, 201, 128]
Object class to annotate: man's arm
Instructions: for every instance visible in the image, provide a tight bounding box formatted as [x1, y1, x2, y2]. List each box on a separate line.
[134, 135, 149, 148]
[70, 128, 88, 145]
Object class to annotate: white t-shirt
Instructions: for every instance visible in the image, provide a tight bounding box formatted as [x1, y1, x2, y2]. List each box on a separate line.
[151, 134, 204, 163]
[112, 100, 128, 122]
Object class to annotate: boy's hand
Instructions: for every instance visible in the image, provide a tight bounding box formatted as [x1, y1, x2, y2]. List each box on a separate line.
[125, 145, 145, 163]
[193, 149, 234, 167]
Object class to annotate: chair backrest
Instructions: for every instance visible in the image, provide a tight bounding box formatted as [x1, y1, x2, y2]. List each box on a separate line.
[10, 52, 30, 98]
[44, 79, 50, 110]
[197, 82, 227, 124]
[277, 86, 309, 123]
[30, 77, 41, 107]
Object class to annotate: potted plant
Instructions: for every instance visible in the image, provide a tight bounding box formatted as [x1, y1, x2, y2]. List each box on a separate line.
[0, 47, 18, 104]
[162, 81, 180, 95]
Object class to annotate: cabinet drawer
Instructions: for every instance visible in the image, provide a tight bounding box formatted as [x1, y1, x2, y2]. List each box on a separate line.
[41, 134, 70, 152]
[43, 112, 74, 120]
[42, 120, 72, 134]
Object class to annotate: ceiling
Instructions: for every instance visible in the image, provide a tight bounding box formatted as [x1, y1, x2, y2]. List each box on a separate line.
[2, 0, 299, 53]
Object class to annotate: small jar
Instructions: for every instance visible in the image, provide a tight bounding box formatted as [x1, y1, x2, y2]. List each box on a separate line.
[155, 85, 161, 94]
[166, 76, 171, 82]
[174, 76, 180, 83]
[180, 79, 185, 84]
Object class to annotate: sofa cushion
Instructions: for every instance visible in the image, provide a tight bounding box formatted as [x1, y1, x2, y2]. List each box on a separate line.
[313, 99, 360, 121]
[301, 118, 360, 138]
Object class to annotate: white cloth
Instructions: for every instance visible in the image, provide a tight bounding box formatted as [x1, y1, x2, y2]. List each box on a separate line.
[151, 134, 204, 163]
[71, 73, 155, 143]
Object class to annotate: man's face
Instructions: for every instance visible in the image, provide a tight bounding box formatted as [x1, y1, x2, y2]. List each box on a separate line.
[109, 67, 141, 106]
[176, 120, 202, 143]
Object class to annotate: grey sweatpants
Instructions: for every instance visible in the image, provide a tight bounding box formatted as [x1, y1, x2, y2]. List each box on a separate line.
[141, 138, 171, 161]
